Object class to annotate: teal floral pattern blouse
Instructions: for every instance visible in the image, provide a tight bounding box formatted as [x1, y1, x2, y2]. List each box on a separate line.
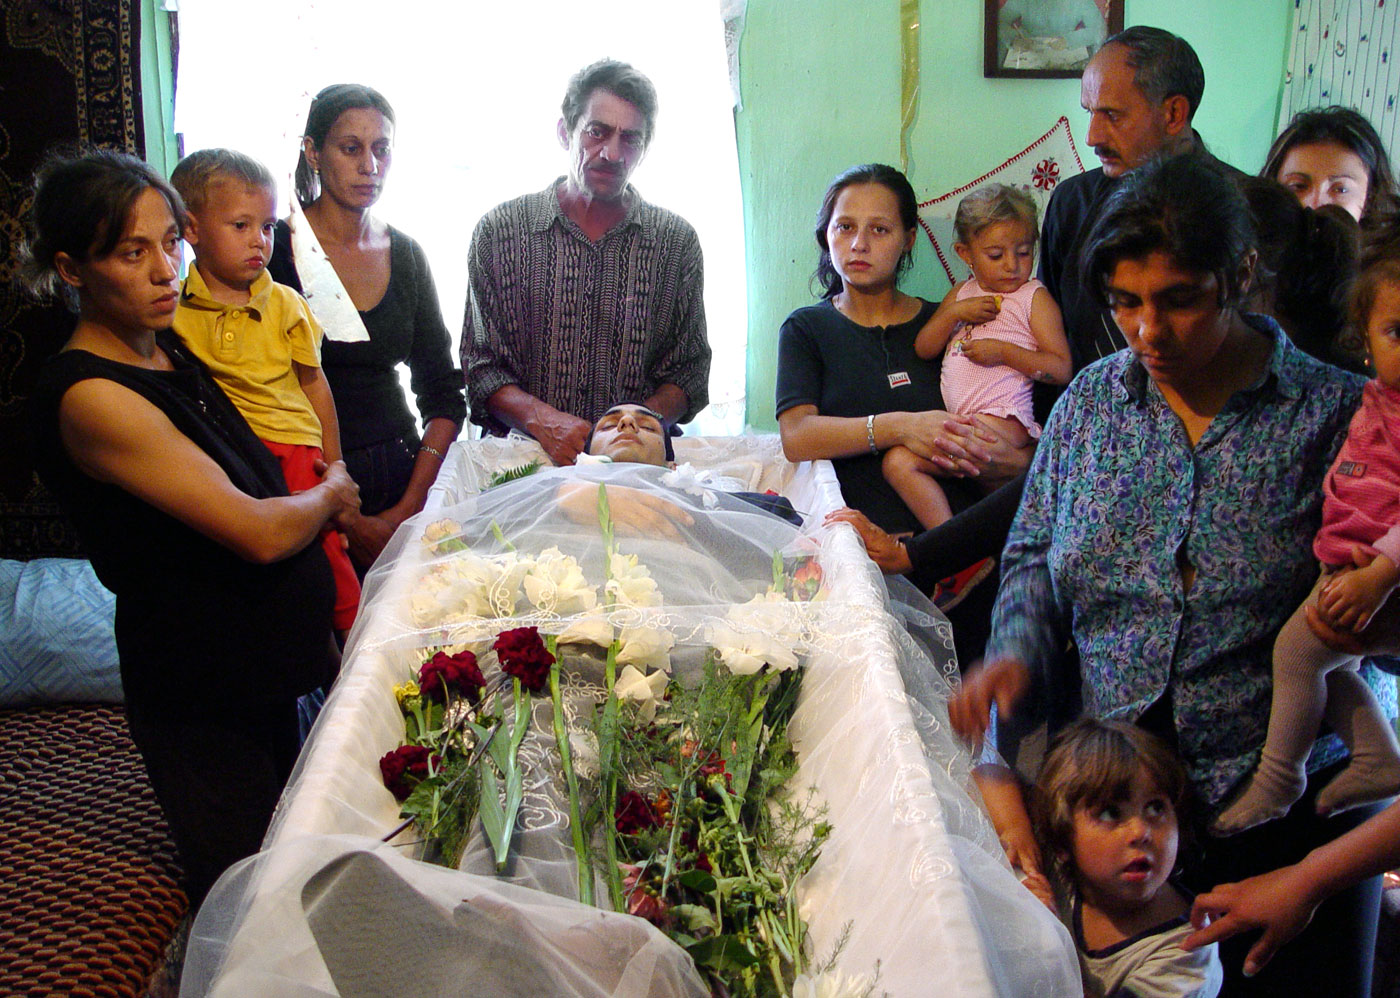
[988, 316, 1395, 808]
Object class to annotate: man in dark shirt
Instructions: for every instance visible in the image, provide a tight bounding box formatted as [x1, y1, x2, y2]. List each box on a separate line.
[463, 61, 711, 466]
[1040, 26, 1232, 375]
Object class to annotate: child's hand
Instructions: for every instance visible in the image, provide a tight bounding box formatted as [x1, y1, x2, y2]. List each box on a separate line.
[999, 824, 1044, 879]
[1021, 870, 1058, 913]
[959, 337, 1008, 368]
[955, 295, 1001, 325]
[1317, 554, 1399, 632]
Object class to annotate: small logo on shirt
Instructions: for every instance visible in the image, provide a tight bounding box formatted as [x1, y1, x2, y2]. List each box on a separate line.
[887, 371, 911, 388]
[1337, 461, 1368, 478]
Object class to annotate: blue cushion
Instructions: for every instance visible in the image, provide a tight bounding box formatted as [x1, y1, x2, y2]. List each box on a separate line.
[0, 559, 122, 707]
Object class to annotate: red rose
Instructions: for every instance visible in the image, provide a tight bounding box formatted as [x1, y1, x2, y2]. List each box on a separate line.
[790, 557, 824, 601]
[492, 627, 554, 693]
[419, 649, 485, 704]
[380, 744, 437, 800]
[615, 790, 662, 834]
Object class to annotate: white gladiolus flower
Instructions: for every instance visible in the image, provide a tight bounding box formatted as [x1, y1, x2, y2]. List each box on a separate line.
[522, 546, 598, 615]
[557, 608, 615, 648]
[606, 552, 661, 608]
[708, 594, 801, 676]
[614, 664, 669, 722]
[616, 625, 675, 673]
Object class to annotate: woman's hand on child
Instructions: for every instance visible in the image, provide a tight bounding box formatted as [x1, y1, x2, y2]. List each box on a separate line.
[895, 411, 994, 475]
[824, 507, 912, 574]
[955, 295, 1002, 326]
[1183, 864, 1321, 977]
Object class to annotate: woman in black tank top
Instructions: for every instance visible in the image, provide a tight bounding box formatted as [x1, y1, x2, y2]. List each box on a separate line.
[22, 151, 360, 909]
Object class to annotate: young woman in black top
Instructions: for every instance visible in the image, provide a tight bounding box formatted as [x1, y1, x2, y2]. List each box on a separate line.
[24, 150, 359, 908]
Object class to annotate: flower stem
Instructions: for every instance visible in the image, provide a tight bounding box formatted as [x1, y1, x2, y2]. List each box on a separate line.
[549, 636, 593, 906]
[602, 639, 625, 911]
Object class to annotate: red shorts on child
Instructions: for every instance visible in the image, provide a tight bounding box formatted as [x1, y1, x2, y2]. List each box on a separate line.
[261, 441, 361, 632]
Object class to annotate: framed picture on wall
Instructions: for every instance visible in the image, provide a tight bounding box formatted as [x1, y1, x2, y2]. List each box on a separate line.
[984, 0, 1124, 79]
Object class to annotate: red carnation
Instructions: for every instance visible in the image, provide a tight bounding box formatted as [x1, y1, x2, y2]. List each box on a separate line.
[493, 626, 554, 693]
[419, 649, 485, 704]
[615, 790, 662, 834]
[380, 744, 438, 800]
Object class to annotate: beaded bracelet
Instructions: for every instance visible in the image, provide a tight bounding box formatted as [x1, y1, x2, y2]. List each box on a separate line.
[867, 413, 878, 454]
[420, 444, 445, 460]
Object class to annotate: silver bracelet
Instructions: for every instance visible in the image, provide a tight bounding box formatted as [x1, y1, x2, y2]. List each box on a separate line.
[867, 413, 878, 454]
[419, 444, 445, 460]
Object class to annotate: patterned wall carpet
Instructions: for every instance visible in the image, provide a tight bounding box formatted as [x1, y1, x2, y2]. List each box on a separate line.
[0, 0, 145, 561]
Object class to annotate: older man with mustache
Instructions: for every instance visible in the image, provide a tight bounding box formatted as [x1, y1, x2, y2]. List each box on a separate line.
[1039, 26, 1241, 374]
[463, 60, 711, 468]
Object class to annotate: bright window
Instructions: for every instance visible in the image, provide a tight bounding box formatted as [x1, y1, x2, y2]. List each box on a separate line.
[173, 0, 747, 433]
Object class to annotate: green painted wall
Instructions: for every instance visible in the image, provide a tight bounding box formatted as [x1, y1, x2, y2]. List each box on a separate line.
[139, 0, 178, 175]
[736, 1, 1292, 430]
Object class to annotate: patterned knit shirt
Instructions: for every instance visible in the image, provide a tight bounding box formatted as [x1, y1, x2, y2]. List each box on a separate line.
[462, 180, 710, 434]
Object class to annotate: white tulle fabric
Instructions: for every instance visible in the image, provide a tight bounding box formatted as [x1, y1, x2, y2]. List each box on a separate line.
[179, 435, 1078, 997]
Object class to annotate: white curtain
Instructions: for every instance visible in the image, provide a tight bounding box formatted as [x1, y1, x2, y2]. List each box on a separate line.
[1281, 0, 1400, 164]
[173, 0, 748, 434]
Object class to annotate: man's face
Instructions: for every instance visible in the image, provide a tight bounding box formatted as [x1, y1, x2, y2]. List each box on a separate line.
[588, 405, 669, 465]
[559, 89, 648, 202]
[1080, 44, 1178, 178]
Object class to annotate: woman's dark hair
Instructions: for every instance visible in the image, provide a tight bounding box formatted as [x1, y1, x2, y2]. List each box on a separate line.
[21, 148, 186, 311]
[294, 83, 397, 207]
[1349, 210, 1400, 346]
[1081, 153, 1255, 310]
[561, 59, 658, 145]
[812, 163, 919, 299]
[1242, 175, 1364, 368]
[1263, 106, 1400, 219]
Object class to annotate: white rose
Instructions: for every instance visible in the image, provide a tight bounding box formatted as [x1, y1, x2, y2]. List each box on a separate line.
[522, 546, 598, 615]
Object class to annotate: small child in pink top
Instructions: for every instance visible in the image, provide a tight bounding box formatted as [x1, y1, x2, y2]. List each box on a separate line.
[883, 184, 1071, 528]
[1214, 232, 1400, 835]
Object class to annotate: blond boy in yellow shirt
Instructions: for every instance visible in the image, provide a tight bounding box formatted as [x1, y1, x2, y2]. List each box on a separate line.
[171, 149, 360, 632]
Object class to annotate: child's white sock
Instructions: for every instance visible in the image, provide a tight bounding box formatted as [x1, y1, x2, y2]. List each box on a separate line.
[1315, 669, 1400, 816]
[1211, 752, 1306, 835]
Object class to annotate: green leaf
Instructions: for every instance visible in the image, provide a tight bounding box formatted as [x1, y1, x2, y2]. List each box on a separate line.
[676, 869, 717, 893]
[476, 751, 505, 858]
[671, 904, 717, 932]
[479, 681, 530, 871]
[487, 461, 541, 487]
[686, 934, 759, 972]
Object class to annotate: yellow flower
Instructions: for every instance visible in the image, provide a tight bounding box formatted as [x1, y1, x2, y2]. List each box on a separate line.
[393, 681, 420, 707]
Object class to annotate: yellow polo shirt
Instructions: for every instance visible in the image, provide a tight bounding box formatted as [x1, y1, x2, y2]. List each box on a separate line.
[173, 265, 325, 447]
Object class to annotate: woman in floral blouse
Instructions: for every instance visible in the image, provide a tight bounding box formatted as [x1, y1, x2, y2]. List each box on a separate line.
[948, 155, 1387, 996]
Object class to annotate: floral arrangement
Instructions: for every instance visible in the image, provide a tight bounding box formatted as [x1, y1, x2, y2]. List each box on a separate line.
[377, 483, 876, 996]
